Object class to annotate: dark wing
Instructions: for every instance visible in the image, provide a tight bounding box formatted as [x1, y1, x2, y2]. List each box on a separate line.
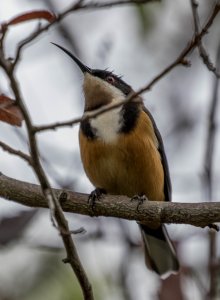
[143, 107, 172, 202]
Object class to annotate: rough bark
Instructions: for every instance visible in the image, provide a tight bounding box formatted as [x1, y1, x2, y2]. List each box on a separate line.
[1, 173, 220, 229]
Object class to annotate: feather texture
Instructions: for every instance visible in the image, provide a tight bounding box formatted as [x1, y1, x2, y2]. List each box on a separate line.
[79, 110, 164, 200]
[79, 104, 179, 277]
[52, 42, 179, 276]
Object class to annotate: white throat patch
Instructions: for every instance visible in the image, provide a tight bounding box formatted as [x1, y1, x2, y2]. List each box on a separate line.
[84, 101, 123, 143]
[83, 73, 126, 143]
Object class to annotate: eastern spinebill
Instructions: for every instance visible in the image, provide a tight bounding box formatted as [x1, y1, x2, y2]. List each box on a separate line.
[52, 42, 179, 277]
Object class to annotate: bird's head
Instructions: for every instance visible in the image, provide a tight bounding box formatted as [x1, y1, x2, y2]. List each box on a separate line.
[52, 43, 133, 112]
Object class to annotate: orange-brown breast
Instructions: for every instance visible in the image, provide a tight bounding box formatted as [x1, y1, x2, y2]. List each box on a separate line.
[79, 111, 165, 201]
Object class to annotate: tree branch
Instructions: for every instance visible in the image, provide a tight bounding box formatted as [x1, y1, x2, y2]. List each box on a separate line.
[33, 1, 220, 133]
[1, 173, 220, 230]
[10, 0, 157, 70]
[0, 140, 32, 165]
[203, 35, 220, 300]
[0, 33, 94, 300]
[190, 0, 219, 77]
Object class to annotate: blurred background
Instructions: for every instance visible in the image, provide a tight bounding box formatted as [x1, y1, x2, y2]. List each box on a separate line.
[0, 0, 220, 299]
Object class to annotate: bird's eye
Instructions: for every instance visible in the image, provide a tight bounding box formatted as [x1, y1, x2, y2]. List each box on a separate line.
[106, 76, 115, 85]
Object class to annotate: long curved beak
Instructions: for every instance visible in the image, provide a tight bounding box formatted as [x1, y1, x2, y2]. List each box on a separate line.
[51, 42, 92, 74]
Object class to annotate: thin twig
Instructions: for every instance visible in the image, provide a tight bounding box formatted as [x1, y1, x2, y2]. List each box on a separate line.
[190, 0, 219, 77]
[0, 46, 94, 300]
[185, 268, 208, 297]
[0, 140, 32, 165]
[203, 38, 220, 300]
[12, 23, 43, 68]
[128, 1, 220, 96]
[33, 1, 220, 133]
[45, 0, 82, 57]
[11, 0, 156, 71]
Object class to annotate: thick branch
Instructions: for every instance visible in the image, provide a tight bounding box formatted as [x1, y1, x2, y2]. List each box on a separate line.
[1, 173, 220, 229]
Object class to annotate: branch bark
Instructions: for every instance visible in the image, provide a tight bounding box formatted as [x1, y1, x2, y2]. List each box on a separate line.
[1, 173, 220, 230]
[0, 140, 32, 165]
[0, 29, 94, 300]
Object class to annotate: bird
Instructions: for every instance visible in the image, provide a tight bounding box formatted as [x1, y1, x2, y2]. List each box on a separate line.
[52, 42, 179, 277]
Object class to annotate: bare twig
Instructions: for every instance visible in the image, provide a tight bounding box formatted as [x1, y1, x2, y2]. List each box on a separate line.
[128, 1, 220, 96]
[208, 230, 218, 300]
[1, 173, 220, 229]
[0, 25, 7, 52]
[0, 48, 94, 300]
[45, 0, 81, 57]
[203, 41, 220, 200]
[203, 38, 220, 300]
[208, 224, 220, 231]
[0, 140, 32, 165]
[118, 220, 139, 300]
[190, 0, 220, 77]
[12, 23, 43, 68]
[183, 268, 208, 297]
[10, 0, 157, 70]
[33, 1, 220, 133]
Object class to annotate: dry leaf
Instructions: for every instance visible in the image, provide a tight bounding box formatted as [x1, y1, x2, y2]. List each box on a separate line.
[0, 94, 23, 127]
[4, 10, 56, 28]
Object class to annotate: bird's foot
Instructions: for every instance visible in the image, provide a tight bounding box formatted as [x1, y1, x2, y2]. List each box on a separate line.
[131, 194, 148, 212]
[88, 188, 106, 211]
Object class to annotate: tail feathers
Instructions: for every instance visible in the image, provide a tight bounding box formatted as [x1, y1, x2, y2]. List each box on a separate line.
[139, 224, 179, 278]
